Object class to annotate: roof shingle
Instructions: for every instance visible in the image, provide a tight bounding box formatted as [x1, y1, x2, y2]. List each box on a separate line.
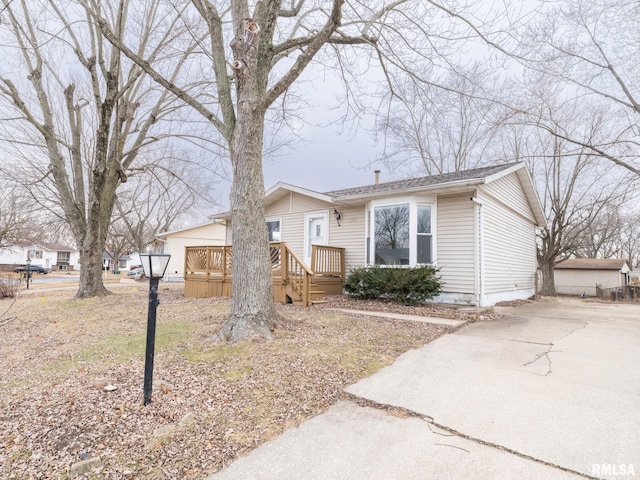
[324, 162, 520, 198]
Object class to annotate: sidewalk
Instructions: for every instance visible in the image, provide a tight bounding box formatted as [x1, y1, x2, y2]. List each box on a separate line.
[207, 298, 639, 480]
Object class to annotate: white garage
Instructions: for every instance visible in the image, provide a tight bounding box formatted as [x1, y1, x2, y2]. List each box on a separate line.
[554, 258, 631, 296]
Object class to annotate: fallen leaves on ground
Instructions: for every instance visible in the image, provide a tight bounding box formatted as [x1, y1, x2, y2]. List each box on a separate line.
[0, 286, 486, 479]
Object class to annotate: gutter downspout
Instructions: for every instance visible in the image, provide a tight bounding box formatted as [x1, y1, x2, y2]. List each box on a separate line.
[470, 197, 484, 307]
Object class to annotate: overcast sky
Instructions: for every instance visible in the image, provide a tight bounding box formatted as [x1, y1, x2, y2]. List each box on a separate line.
[260, 60, 392, 195]
[262, 117, 385, 194]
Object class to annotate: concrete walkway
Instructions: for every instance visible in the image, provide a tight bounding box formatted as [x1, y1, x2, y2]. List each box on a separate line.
[207, 298, 640, 480]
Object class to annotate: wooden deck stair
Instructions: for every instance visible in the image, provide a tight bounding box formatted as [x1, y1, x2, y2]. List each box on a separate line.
[283, 282, 328, 305]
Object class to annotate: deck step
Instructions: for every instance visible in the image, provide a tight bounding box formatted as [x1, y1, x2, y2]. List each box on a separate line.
[310, 299, 329, 305]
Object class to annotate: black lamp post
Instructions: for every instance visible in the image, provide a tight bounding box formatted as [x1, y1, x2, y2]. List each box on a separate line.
[140, 253, 171, 406]
[25, 257, 31, 290]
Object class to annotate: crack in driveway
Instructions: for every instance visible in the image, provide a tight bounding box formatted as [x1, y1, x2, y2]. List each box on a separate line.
[342, 392, 601, 479]
[522, 321, 589, 376]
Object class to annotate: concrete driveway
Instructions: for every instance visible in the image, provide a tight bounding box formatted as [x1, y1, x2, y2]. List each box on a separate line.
[208, 298, 640, 480]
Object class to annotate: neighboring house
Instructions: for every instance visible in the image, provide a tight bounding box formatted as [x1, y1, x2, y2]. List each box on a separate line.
[155, 221, 227, 277]
[554, 258, 631, 296]
[102, 253, 140, 272]
[208, 162, 546, 307]
[0, 242, 78, 271]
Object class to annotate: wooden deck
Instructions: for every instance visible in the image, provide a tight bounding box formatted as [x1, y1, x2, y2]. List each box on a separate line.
[184, 243, 345, 306]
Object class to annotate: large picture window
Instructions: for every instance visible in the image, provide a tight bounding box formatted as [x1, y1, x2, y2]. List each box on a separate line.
[374, 204, 410, 265]
[370, 202, 434, 266]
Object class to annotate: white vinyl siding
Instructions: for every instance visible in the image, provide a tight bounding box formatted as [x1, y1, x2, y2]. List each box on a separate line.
[555, 269, 625, 296]
[225, 224, 233, 244]
[264, 193, 368, 267]
[328, 205, 366, 270]
[436, 193, 476, 294]
[479, 183, 537, 295]
[163, 223, 226, 275]
[269, 194, 292, 215]
[482, 173, 536, 223]
[265, 193, 334, 258]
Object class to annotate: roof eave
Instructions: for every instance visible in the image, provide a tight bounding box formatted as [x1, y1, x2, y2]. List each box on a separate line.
[157, 219, 226, 238]
[265, 182, 334, 205]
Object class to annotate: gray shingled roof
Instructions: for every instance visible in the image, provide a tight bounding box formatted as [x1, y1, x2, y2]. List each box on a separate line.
[40, 242, 76, 252]
[324, 162, 521, 198]
[555, 258, 629, 270]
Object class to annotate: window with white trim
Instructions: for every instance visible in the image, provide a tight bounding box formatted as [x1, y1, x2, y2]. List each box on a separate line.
[368, 201, 434, 267]
[374, 203, 410, 265]
[417, 205, 433, 264]
[266, 218, 281, 242]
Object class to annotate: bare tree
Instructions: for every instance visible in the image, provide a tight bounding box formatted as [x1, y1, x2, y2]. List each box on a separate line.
[105, 219, 131, 270]
[378, 63, 506, 176]
[0, 184, 35, 249]
[516, 0, 640, 176]
[111, 160, 214, 253]
[572, 205, 624, 260]
[517, 102, 634, 295]
[0, 0, 198, 298]
[619, 212, 640, 269]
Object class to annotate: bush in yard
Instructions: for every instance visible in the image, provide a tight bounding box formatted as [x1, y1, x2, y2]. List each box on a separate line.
[344, 265, 443, 305]
[0, 275, 20, 299]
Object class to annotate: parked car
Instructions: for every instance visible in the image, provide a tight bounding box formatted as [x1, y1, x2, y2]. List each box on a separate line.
[127, 267, 144, 277]
[14, 265, 49, 274]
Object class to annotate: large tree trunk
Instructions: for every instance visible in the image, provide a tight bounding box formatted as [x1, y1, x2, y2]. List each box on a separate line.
[215, 16, 279, 342]
[75, 204, 115, 298]
[217, 113, 279, 341]
[76, 244, 110, 298]
[539, 258, 557, 296]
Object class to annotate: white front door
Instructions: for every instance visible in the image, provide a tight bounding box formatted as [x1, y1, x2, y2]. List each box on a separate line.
[305, 212, 328, 266]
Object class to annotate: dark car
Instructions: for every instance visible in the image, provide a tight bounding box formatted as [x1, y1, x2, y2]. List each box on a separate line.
[14, 265, 49, 274]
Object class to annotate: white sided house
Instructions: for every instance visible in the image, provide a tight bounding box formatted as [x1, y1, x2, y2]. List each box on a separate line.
[0, 243, 78, 271]
[197, 163, 546, 307]
[554, 258, 631, 296]
[156, 221, 227, 277]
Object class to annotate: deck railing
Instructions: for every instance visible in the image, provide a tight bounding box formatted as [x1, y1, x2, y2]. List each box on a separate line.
[184, 243, 345, 305]
[184, 245, 232, 279]
[311, 245, 345, 278]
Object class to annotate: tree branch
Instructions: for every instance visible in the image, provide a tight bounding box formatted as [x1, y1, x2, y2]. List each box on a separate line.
[91, 12, 231, 141]
[265, 0, 345, 108]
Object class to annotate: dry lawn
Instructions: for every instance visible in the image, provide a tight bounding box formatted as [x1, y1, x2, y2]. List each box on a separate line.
[0, 283, 478, 479]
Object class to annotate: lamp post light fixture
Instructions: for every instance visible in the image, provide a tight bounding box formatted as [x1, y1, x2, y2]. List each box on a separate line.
[25, 257, 31, 290]
[140, 253, 171, 406]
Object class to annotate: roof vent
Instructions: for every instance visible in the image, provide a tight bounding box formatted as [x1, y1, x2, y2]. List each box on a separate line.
[374, 169, 380, 185]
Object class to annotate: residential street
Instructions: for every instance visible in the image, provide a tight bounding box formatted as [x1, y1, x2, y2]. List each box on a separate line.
[208, 297, 640, 480]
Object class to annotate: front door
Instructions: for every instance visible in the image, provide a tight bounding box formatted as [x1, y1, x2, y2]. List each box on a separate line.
[305, 212, 328, 266]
